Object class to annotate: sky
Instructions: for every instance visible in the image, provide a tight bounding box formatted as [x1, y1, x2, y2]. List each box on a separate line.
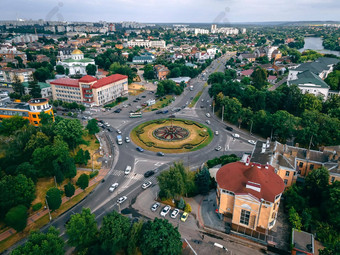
[1, 0, 340, 23]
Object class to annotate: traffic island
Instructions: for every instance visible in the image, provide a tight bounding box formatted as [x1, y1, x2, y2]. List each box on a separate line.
[130, 118, 213, 153]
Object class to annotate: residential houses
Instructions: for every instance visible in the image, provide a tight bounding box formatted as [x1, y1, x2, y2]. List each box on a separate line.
[154, 65, 170, 80]
[22, 81, 52, 98]
[0, 44, 27, 64]
[132, 54, 155, 64]
[0, 68, 35, 83]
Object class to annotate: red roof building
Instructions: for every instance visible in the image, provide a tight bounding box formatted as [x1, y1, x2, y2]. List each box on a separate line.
[50, 74, 128, 106]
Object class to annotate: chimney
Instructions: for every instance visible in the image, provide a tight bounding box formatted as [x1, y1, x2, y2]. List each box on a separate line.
[265, 162, 269, 169]
[261, 143, 266, 153]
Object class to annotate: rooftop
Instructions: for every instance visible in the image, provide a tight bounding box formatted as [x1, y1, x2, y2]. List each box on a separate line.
[292, 229, 314, 254]
[92, 74, 128, 88]
[289, 70, 329, 89]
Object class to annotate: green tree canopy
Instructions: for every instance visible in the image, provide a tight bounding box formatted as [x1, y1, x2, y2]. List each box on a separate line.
[64, 182, 75, 198]
[5, 205, 28, 232]
[55, 65, 65, 75]
[28, 78, 42, 98]
[86, 64, 97, 76]
[0, 116, 29, 136]
[76, 173, 89, 190]
[46, 188, 62, 211]
[86, 119, 99, 135]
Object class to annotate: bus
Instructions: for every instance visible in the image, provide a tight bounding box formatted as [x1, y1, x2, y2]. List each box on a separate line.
[129, 112, 142, 118]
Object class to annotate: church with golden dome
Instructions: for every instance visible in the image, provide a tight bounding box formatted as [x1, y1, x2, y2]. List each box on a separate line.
[56, 48, 96, 76]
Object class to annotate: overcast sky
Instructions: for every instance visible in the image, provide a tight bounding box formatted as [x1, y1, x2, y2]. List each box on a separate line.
[1, 0, 339, 23]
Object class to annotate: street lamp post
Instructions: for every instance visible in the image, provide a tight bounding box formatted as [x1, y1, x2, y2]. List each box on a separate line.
[45, 197, 52, 221]
[250, 120, 253, 136]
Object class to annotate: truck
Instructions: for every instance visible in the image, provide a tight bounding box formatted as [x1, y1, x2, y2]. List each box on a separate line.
[116, 135, 123, 145]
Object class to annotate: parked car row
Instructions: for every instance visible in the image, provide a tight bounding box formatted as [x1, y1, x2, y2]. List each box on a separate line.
[150, 203, 189, 222]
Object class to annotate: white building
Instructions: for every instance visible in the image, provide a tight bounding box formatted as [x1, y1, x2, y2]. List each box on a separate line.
[56, 49, 96, 76]
[267, 46, 278, 61]
[127, 39, 166, 48]
[194, 28, 209, 35]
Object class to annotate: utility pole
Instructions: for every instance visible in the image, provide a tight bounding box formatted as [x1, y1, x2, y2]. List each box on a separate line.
[212, 100, 215, 115]
[45, 197, 52, 221]
[250, 120, 253, 135]
[221, 105, 224, 122]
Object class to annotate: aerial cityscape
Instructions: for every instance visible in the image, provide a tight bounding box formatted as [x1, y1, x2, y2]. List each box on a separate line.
[0, 0, 339, 254]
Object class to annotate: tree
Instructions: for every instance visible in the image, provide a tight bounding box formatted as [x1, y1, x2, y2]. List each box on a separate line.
[76, 174, 89, 190]
[55, 65, 65, 75]
[15, 162, 38, 183]
[12, 74, 25, 96]
[208, 72, 224, 85]
[143, 64, 155, 80]
[64, 182, 75, 198]
[184, 203, 192, 213]
[304, 166, 330, 206]
[39, 111, 54, 125]
[34, 67, 53, 82]
[66, 208, 98, 251]
[86, 64, 97, 76]
[11, 227, 64, 255]
[54, 118, 83, 149]
[28, 78, 42, 99]
[299, 93, 323, 112]
[251, 67, 267, 90]
[195, 166, 211, 195]
[0, 115, 29, 136]
[0, 174, 36, 218]
[5, 205, 28, 232]
[127, 220, 143, 255]
[288, 207, 302, 230]
[99, 211, 131, 254]
[74, 148, 85, 165]
[86, 119, 99, 135]
[139, 218, 182, 255]
[178, 198, 185, 210]
[46, 188, 62, 211]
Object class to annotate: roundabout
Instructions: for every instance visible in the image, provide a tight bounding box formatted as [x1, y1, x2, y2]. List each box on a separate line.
[131, 118, 214, 153]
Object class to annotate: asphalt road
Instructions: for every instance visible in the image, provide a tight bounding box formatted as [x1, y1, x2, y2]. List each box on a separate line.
[4, 53, 263, 254]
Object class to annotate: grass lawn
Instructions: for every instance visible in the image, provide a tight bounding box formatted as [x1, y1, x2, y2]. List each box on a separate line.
[143, 95, 173, 112]
[189, 90, 203, 108]
[0, 184, 97, 253]
[75, 134, 101, 170]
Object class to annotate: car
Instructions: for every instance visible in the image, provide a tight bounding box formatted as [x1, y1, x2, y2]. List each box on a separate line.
[141, 95, 146, 98]
[98, 122, 103, 127]
[157, 152, 165, 156]
[136, 97, 140, 101]
[248, 140, 256, 145]
[232, 133, 240, 138]
[215, 131, 219, 135]
[105, 122, 110, 127]
[109, 183, 119, 192]
[206, 113, 211, 118]
[142, 181, 152, 189]
[151, 202, 160, 212]
[124, 165, 132, 175]
[226, 126, 233, 131]
[200, 105, 204, 108]
[144, 170, 155, 178]
[171, 209, 180, 219]
[160, 205, 171, 217]
[206, 120, 211, 125]
[156, 110, 163, 114]
[133, 100, 138, 103]
[117, 196, 127, 204]
[174, 108, 181, 112]
[136, 147, 144, 152]
[107, 127, 113, 132]
[169, 115, 176, 118]
[162, 110, 169, 114]
[141, 103, 147, 107]
[201, 99, 204, 102]
[181, 212, 189, 222]
[215, 146, 222, 151]
[114, 108, 121, 113]
[125, 137, 130, 143]
[116, 129, 122, 134]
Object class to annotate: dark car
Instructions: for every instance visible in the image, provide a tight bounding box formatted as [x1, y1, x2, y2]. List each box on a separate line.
[136, 147, 144, 152]
[174, 108, 181, 112]
[114, 108, 122, 113]
[156, 110, 163, 114]
[157, 152, 165, 156]
[144, 170, 155, 178]
[162, 110, 169, 114]
[169, 115, 176, 118]
[226, 126, 233, 131]
[141, 95, 146, 98]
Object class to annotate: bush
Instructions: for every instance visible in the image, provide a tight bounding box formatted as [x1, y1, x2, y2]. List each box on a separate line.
[184, 203, 192, 213]
[89, 170, 99, 179]
[178, 198, 185, 210]
[5, 205, 28, 232]
[32, 202, 42, 212]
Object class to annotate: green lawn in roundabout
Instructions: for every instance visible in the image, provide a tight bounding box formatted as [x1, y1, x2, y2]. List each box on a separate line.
[130, 118, 214, 153]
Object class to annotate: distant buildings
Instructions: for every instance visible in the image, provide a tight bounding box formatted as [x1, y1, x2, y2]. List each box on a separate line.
[0, 98, 53, 126]
[211, 24, 240, 35]
[132, 54, 155, 64]
[127, 39, 166, 48]
[154, 65, 170, 80]
[194, 28, 209, 35]
[49, 74, 128, 106]
[0, 68, 35, 83]
[0, 44, 27, 64]
[22, 81, 52, 98]
[56, 49, 96, 76]
[6, 34, 39, 44]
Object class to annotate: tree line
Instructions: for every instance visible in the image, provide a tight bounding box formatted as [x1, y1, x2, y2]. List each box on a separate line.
[208, 70, 340, 148]
[11, 208, 183, 255]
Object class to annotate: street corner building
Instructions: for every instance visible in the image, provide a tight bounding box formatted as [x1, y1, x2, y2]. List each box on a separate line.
[0, 98, 53, 126]
[215, 160, 284, 235]
[49, 74, 128, 107]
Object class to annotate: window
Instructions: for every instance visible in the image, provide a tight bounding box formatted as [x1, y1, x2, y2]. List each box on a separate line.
[240, 209, 250, 225]
[285, 171, 290, 177]
[33, 114, 37, 118]
[284, 179, 288, 185]
[299, 162, 303, 168]
[310, 164, 314, 170]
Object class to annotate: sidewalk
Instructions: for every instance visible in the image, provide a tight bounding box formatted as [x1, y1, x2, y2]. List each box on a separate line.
[0, 168, 109, 242]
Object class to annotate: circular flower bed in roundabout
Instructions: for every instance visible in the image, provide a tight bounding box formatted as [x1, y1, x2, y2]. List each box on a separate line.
[130, 118, 214, 153]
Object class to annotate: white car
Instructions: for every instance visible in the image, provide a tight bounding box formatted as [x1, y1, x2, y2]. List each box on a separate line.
[117, 196, 127, 204]
[151, 202, 160, 212]
[215, 131, 219, 135]
[206, 120, 211, 125]
[105, 122, 110, 127]
[142, 181, 152, 189]
[160, 205, 171, 217]
[215, 146, 222, 151]
[109, 183, 119, 192]
[116, 129, 122, 134]
[171, 209, 180, 219]
[125, 137, 130, 143]
[248, 140, 256, 145]
[124, 165, 132, 175]
[206, 113, 211, 118]
[232, 133, 240, 138]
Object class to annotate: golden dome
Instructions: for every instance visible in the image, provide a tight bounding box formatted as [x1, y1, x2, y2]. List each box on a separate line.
[71, 49, 83, 55]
